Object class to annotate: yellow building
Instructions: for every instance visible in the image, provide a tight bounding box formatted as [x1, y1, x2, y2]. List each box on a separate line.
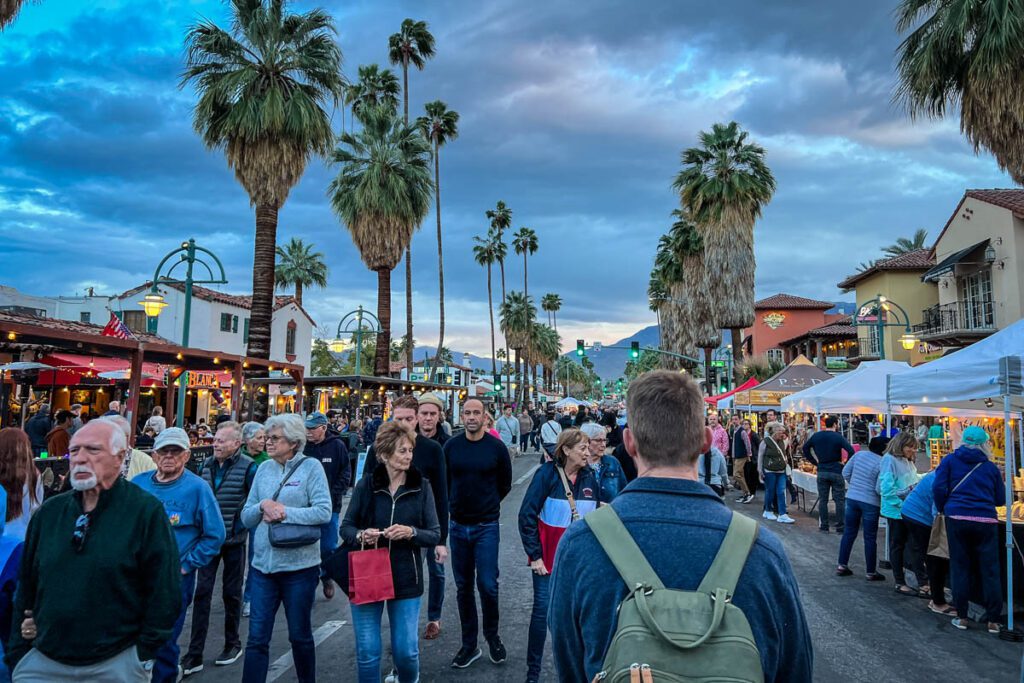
[837, 250, 937, 363]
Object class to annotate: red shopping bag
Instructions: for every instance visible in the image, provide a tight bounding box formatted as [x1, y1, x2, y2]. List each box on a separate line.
[348, 547, 394, 605]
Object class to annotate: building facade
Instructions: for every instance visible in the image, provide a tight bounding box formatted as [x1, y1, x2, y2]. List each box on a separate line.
[742, 294, 845, 363]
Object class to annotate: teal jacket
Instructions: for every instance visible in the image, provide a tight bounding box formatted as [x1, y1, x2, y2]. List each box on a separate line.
[877, 454, 920, 519]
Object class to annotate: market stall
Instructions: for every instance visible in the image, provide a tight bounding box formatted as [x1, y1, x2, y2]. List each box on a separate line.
[731, 355, 833, 411]
[705, 377, 759, 407]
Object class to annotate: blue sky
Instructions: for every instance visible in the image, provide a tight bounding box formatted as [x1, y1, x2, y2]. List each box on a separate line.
[0, 0, 1011, 356]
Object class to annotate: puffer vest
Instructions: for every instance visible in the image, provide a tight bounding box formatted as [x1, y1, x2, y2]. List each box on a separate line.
[200, 452, 255, 545]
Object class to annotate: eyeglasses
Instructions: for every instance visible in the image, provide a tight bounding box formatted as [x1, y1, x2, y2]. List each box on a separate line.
[266, 435, 286, 444]
[72, 513, 90, 553]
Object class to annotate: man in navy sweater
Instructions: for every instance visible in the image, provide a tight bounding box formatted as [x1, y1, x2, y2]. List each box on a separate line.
[802, 416, 856, 533]
[549, 371, 812, 682]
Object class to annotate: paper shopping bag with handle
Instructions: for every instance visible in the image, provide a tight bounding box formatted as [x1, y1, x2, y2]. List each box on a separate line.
[348, 547, 394, 605]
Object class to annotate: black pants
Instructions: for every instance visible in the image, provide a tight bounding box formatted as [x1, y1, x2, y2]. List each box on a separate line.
[884, 516, 912, 585]
[187, 541, 246, 658]
[905, 517, 947, 604]
[947, 517, 1003, 622]
[816, 471, 847, 531]
[743, 460, 759, 499]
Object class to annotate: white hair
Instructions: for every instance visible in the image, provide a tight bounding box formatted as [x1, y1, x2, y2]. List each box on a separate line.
[93, 418, 128, 455]
[108, 400, 121, 412]
[265, 414, 306, 454]
[241, 421, 265, 442]
[100, 415, 131, 438]
[579, 422, 606, 439]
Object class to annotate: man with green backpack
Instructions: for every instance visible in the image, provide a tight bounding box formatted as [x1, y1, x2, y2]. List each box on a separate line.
[549, 370, 813, 682]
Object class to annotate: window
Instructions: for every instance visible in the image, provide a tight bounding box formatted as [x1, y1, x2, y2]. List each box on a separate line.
[961, 270, 994, 330]
[243, 318, 250, 344]
[865, 327, 881, 356]
[232, 315, 239, 333]
[285, 321, 297, 356]
[121, 310, 147, 333]
[220, 312, 232, 332]
[766, 349, 783, 364]
[80, 312, 91, 323]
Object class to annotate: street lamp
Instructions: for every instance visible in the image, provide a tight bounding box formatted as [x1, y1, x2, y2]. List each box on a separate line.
[142, 238, 228, 427]
[334, 306, 382, 378]
[850, 293, 918, 360]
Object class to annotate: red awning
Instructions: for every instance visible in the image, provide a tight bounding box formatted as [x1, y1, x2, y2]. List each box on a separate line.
[705, 377, 760, 405]
[36, 353, 169, 387]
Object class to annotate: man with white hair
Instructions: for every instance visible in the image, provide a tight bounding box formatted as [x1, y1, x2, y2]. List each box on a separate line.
[100, 415, 157, 480]
[103, 400, 121, 417]
[4, 420, 182, 681]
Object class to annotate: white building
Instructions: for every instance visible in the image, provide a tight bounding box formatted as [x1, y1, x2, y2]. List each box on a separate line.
[0, 283, 315, 373]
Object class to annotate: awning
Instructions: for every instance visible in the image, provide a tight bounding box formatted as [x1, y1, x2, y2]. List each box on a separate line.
[36, 353, 169, 387]
[705, 377, 759, 405]
[922, 239, 988, 282]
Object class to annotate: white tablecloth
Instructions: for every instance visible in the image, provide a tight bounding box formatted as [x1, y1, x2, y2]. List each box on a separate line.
[790, 470, 817, 493]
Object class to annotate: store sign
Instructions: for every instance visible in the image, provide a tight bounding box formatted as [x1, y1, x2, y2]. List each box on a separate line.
[826, 356, 850, 370]
[189, 372, 222, 389]
[762, 312, 786, 330]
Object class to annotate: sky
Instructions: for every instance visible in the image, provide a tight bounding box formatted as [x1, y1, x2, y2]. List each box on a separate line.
[0, 0, 1012, 358]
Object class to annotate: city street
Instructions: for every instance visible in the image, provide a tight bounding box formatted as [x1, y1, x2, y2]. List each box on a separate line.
[185, 451, 1021, 683]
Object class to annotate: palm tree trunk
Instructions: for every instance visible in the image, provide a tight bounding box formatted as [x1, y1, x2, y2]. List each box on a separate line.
[514, 348, 522, 406]
[247, 203, 278, 360]
[402, 58, 413, 381]
[498, 260, 509, 402]
[487, 266, 496, 376]
[375, 269, 392, 377]
[523, 251, 530, 406]
[731, 328, 743, 386]
[703, 347, 714, 396]
[431, 141, 445, 384]
[294, 281, 303, 307]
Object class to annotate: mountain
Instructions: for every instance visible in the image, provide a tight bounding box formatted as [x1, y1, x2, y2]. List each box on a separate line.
[560, 325, 661, 381]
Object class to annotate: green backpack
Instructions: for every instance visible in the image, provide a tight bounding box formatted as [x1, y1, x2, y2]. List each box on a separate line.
[585, 506, 764, 683]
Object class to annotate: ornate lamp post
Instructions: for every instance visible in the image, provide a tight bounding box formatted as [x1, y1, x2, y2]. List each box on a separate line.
[333, 306, 382, 378]
[138, 238, 227, 427]
[850, 294, 918, 360]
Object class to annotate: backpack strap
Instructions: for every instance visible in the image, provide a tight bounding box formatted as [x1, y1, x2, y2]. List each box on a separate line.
[697, 512, 759, 598]
[585, 505, 664, 591]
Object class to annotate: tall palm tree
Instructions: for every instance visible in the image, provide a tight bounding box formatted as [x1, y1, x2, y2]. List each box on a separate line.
[1, 0, 32, 29]
[182, 0, 344, 360]
[274, 237, 328, 306]
[328, 104, 433, 376]
[485, 201, 513, 302]
[673, 121, 776, 381]
[652, 233, 688, 372]
[417, 100, 460, 382]
[541, 293, 561, 333]
[882, 228, 929, 257]
[647, 274, 668, 347]
[895, 0, 1024, 184]
[500, 291, 535, 405]
[473, 234, 500, 376]
[512, 227, 538, 401]
[347, 64, 400, 122]
[389, 18, 436, 379]
[668, 209, 719, 385]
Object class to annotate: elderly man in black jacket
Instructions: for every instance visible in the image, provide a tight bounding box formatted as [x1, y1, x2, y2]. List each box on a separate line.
[304, 412, 351, 599]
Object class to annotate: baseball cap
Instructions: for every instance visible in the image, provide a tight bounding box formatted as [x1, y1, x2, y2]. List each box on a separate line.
[417, 393, 445, 410]
[962, 425, 989, 447]
[153, 427, 190, 451]
[304, 412, 328, 428]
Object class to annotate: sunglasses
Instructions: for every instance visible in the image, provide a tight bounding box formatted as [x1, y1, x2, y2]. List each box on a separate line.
[72, 513, 90, 553]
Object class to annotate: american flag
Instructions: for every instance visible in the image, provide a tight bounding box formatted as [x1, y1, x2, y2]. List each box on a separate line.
[101, 312, 135, 340]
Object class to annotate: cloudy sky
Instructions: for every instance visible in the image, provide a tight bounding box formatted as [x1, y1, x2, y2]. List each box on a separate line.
[0, 0, 1011, 357]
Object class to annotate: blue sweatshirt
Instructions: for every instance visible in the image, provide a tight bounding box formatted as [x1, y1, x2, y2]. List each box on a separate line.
[901, 471, 937, 527]
[134, 469, 225, 574]
[549, 478, 813, 682]
[933, 445, 1005, 520]
[842, 450, 882, 507]
[877, 454, 920, 519]
[802, 430, 854, 474]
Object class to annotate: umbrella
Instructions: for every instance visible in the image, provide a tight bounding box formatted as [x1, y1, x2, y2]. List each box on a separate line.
[97, 370, 155, 381]
[553, 397, 583, 409]
[0, 362, 54, 373]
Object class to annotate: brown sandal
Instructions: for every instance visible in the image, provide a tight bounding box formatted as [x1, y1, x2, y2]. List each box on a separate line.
[424, 621, 441, 639]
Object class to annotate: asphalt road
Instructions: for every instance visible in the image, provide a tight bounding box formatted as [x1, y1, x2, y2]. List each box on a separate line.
[183, 451, 1022, 682]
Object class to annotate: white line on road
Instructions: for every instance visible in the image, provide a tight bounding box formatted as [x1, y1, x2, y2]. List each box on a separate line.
[515, 464, 540, 486]
[267, 619, 347, 682]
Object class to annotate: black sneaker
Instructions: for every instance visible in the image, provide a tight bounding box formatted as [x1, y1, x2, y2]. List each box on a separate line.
[451, 646, 481, 669]
[487, 636, 507, 664]
[180, 655, 204, 676]
[215, 645, 243, 666]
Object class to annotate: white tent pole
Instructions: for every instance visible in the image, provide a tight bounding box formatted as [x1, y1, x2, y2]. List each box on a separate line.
[1006, 395, 1016, 633]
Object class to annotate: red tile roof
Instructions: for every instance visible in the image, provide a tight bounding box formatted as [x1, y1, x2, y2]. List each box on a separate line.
[754, 293, 835, 310]
[778, 318, 856, 345]
[118, 282, 315, 325]
[931, 189, 1024, 255]
[837, 248, 934, 291]
[0, 309, 167, 344]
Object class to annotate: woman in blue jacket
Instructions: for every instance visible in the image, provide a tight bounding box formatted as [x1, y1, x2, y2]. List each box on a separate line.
[579, 423, 626, 502]
[933, 426, 1005, 633]
[901, 471, 952, 614]
[877, 432, 922, 596]
[518, 429, 599, 683]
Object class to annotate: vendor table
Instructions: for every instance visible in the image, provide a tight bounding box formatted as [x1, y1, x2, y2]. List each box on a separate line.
[790, 470, 818, 514]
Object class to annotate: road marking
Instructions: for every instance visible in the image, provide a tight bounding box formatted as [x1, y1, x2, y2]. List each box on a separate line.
[515, 464, 540, 486]
[267, 619, 346, 681]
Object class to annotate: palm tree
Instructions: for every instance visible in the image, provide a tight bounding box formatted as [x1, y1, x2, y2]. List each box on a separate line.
[485, 201, 513, 302]
[895, 0, 1024, 184]
[473, 234, 500, 376]
[347, 64, 400, 123]
[182, 0, 344, 360]
[882, 228, 929, 257]
[389, 18, 436, 379]
[541, 293, 561, 328]
[512, 227, 538, 401]
[673, 121, 776, 381]
[1, 0, 32, 29]
[647, 273, 668, 347]
[417, 100, 460, 382]
[652, 233, 688, 372]
[328, 104, 433, 376]
[500, 291, 535, 405]
[668, 209, 719, 385]
[274, 237, 328, 306]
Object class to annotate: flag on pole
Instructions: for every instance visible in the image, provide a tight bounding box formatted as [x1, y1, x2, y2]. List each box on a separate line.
[101, 312, 135, 340]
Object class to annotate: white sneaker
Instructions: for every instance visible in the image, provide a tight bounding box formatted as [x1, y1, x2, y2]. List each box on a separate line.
[777, 514, 795, 524]
[762, 511, 777, 521]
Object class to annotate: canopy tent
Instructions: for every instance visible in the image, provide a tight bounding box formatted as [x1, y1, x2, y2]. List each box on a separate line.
[554, 397, 585, 409]
[705, 377, 759, 406]
[887, 318, 1024, 637]
[732, 355, 833, 410]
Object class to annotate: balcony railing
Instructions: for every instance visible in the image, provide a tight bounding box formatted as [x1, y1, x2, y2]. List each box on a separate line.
[914, 300, 995, 338]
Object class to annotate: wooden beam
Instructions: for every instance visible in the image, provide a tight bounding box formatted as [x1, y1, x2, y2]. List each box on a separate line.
[125, 345, 144, 446]
[231, 363, 243, 421]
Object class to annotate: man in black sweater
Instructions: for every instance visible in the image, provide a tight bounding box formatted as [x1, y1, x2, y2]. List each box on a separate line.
[364, 395, 450, 639]
[443, 398, 512, 670]
[803, 415, 856, 533]
[304, 412, 351, 599]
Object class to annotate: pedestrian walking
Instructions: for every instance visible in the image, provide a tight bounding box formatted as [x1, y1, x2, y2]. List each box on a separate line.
[878, 432, 923, 597]
[495, 405, 519, 450]
[802, 415, 855, 533]
[68, 404, 84, 435]
[732, 418, 755, 503]
[181, 422, 258, 676]
[145, 406, 167, 435]
[697, 444, 729, 498]
[240, 421, 268, 618]
[547, 371, 813, 682]
[518, 428, 600, 683]
[901, 471, 953, 615]
[241, 414, 332, 683]
[758, 422, 795, 524]
[579, 422, 626, 502]
[444, 398, 512, 669]
[0, 428, 42, 541]
[23, 404, 50, 457]
[43, 410, 73, 459]
[539, 411, 562, 460]
[416, 393, 449, 447]
[933, 426, 1005, 633]
[709, 414, 729, 461]
[303, 412, 351, 600]
[836, 436, 887, 580]
[4, 420, 181, 681]
[341, 422, 440, 683]
[102, 400, 121, 417]
[517, 408, 533, 454]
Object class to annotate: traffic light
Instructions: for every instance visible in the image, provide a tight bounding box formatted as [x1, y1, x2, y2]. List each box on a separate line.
[616, 378, 623, 392]
[576, 339, 585, 357]
[493, 372, 502, 391]
[630, 341, 640, 359]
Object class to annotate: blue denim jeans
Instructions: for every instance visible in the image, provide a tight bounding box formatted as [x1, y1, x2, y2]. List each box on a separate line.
[837, 499, 880, 573]
[244, 528, 256, 603]
[350, 597, 420, 683]
[242, 566, 318, 683]
[320, 511, 341, 582]
[152, 570, 195, 683]
[526, 572, 550, 681]
[449, 520, 500, 650]
[763, 472, 787, 517]
[816, 470, 847, 531]
[426, 554, 446, 622]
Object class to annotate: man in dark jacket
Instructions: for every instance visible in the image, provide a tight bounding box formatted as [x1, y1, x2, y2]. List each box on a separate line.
[24, 403, 51, 456]
[304, 412, 351, 599]
[416, 393, 450, 447]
